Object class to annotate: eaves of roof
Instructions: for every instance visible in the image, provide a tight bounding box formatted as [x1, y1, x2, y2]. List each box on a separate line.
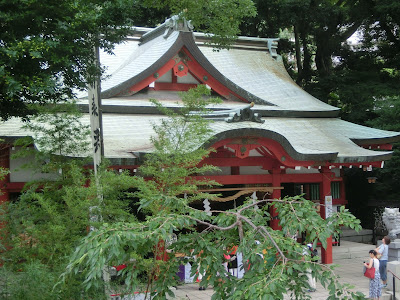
[97, 30, 339, 117]
[2, 115, 399, 165]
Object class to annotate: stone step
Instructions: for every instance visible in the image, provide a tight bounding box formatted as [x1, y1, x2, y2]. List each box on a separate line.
[383, 290, 398, 300]
[340, 228, 373, 244]
[341, 229, 373, 237]
[332, 240, 374, 260]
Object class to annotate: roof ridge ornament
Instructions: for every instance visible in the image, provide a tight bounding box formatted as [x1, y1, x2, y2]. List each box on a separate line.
[224, 102, 264, 123]
[139, 14, 193, 45]
[163, 15, 194, 39]
[267, 39, 279, 59]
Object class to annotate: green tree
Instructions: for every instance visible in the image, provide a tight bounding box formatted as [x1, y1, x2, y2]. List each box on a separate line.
[0, 0, 255, 121]
[0, 163, 137, 299]
[241, 0, 369, 81]
[0, 101, 137, 298]
[12, 101, 91, 174]
[62, 86, 365, 299]
[241, 1, 400, 207]
[366, 96, 400, 202]
[150, 0, 256, 49]
[240, 0, 399, 109]
[0, 0, 137, 120]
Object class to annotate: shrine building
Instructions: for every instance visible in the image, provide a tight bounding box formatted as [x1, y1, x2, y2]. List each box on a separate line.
[1, 17, 400, 264]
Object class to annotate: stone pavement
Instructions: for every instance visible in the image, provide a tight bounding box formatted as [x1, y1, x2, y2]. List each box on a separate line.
[171, 241, 388, 299]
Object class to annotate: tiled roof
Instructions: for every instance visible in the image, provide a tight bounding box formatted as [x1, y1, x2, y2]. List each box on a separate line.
[2, 19, 398, 165]
[100, 31, 181, 98]
[2, 113, 399, 163]
[199, 47, 337, 112]
[84, 22, 339, 116]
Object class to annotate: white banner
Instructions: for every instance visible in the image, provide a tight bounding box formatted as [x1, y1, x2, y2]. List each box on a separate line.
[87, 46, 102, 176]
[87, 44, 103, 231]
[325, 195, 333, 218]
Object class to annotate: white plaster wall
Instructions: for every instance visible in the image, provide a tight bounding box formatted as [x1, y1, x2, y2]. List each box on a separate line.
[285, 166, 319, 174]
[155, 70, 199, 84]
[203, 166, 230, 176]
[156, 70, 172, 82]
[177, 72, 199, 84]
[9, 148, 58, 182]
[332, 168, 341, 177]
[240, 166, 269, 175]
[249, 149, 264, 157]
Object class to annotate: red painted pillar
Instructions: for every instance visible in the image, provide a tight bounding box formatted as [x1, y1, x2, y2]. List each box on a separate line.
[231, 166, 240, 175]
[270, 168, 282, 230]
[340, 169, 346, 204]
[320, 168, 333, 264]
[0, 146, 10, 254]
[0, 146, 10, 204]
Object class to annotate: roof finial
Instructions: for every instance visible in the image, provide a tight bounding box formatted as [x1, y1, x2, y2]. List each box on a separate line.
[164, 14, 194, 39]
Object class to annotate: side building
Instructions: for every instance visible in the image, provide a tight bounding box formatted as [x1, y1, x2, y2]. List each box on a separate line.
[1, 17, 399, 264]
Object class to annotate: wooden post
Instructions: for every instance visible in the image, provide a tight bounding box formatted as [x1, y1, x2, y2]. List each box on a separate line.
[270, 168, 282, 230]
[0, 146, 10, 204]
[320, 167, 333, 264]
[0, 146, 10, 257]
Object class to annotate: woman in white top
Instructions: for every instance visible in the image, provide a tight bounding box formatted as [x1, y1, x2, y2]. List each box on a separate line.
[364, 250, 381, 300]
[376, 236, 391, 287]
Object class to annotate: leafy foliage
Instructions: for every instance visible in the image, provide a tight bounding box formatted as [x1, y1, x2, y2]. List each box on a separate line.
[0, 0, 137, 120]
[0, 261, 106, 300]
[61, 87, 364, 299]
[0, 0, 256, 121]
[0, 100, 136, 296]
[366, 96, 400, 202]
[1, 162, 136, 267]
[12, 101, 91, 171]
[148, 0, 256, 49]
[241, 1, 400, 206]
[0, 164, 8, 186]
[135, 85, 223, 213]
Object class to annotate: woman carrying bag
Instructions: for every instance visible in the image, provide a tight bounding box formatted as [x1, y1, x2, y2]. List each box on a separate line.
[375, 236, 391, 288]
[364, 250, 381, 300]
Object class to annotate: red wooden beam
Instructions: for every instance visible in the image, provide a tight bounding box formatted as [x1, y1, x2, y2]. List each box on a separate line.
[192, 172, 343, 185]
[193, 174, 273, 185]
[319, 168, 333, 264]
[281, 173, 324, 183]
[0, 146, 10, 203]
[210, 138, 316, 168]
[362, 144, 393, 150]
[3, 182, 26, 193]
[128, 59, 176, 94]
[154, 82, 197, 91]
[199, 156, 275, 167]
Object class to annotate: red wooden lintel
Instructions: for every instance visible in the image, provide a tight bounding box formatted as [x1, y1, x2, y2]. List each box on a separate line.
[154, 82, 197, 91]
[127, 59, 176, 94]
[362, 144, 393, 150]
[3, 182, 25, 193]
[199, 156, 275, 167]
[192, 173, 331, 185]
[225, 144, 260, 159]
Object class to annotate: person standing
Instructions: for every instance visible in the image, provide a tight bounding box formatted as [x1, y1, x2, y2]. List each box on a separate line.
[303, 243, 317, 292]
[376, 236, 391, 288]
[364, 250, 381, 300]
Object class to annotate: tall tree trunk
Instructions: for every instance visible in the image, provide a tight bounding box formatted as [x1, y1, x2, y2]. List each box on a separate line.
[315, 32, 333, 77]
[300, 29, 312, 84]
[294, 25, 303, 84]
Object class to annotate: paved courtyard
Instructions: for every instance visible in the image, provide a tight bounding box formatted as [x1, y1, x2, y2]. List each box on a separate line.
[172, 258, 371, 299]
[171, 241, 384, 299]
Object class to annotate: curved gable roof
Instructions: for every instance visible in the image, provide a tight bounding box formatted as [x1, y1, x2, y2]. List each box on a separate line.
[98, 22, 339, 117]
[199, 47, 337, 113]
